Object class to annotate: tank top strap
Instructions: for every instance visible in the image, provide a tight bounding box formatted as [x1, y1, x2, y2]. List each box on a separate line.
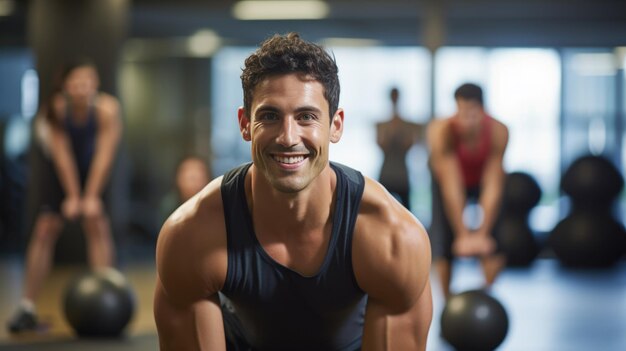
[220, 163, 254, 251]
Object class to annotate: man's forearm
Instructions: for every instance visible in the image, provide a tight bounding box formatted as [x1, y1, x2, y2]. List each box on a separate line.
[478, 164, 505, 235]
[84, 122, 121, 197]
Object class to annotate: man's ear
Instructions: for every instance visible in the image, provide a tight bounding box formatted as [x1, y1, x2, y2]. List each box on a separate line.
[330, 108, 344, 143]
[238, 107, 251, 141]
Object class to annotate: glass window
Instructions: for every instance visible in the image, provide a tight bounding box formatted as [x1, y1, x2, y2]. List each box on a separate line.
[329, 47, 431, 175]
[562, 49, 618, 167]
[211, 47, 255, 176]
[561, 48, 626, 220]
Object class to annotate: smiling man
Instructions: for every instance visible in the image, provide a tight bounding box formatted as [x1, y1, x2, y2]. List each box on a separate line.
[154, 33, 432, 351]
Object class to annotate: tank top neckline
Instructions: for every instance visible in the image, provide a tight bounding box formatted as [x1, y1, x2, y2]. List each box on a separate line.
[64, 94, 98, 127]
[450, 114, 491, 142]
[236, 162, 344, 279]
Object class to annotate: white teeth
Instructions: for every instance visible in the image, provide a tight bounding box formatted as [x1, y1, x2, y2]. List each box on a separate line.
[274, 155, 305, 164]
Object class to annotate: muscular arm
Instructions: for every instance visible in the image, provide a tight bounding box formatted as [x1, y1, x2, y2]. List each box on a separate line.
[154, 181, 228, 350]
[154, 280, 225, 351]
[354, 180, 433, 350]
[84, 95, 122, 197]
[477, 122, 509, 236]
[427, 120, 468, 237]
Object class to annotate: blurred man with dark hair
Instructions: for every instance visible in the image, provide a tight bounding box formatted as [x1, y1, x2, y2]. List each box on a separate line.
[427, 83, 508, 299]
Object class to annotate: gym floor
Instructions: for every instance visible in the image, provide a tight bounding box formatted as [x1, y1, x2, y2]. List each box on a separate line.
[0, 256, 624, 351]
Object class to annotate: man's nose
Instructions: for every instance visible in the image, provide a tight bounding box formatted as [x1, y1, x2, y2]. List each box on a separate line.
[276, 117, 299, 147]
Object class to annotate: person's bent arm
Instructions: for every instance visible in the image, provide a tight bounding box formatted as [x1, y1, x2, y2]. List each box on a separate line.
[154, 280, 225, 351]
[477, 122, 509, 238]
[426, 121, 468, 238]
[355, 181, 433, 350]
[47, 99, 82, 218]
[154, 184, 228, 350]
[84, 95, 122, 199]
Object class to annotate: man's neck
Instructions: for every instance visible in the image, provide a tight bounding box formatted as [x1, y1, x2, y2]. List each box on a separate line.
[246, 164, 336, 233]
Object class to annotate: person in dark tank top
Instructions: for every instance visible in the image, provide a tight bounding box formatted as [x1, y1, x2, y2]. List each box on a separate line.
[426, 83, 509, 300]
[154, 33, 433, 351]
[6, 59, 123, 333]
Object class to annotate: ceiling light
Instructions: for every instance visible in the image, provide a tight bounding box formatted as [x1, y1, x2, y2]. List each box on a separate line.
[123, 30, 221, 60]
[320, 38, 382, 47]
[232, 0, 329, 20]
[188, 29, 221, 57]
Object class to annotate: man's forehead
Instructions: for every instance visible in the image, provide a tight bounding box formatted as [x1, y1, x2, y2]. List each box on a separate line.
[251, 74, 327, 106]
[255, 73, 320, 89]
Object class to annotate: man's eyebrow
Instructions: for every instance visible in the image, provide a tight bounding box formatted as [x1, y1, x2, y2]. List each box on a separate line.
[254, 105, 323, 114]
[294, 106, 322, 114]
[254, 105, 280, 114]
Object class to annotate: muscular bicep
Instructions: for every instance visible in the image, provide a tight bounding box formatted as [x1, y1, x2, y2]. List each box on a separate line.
[360, 251, 433, 351]
[355, 183, 433, 350]
[154, 279, 226, 351]
[154, 191, 228, 350]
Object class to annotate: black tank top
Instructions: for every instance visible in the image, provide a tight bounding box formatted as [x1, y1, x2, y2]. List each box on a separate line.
[220, 162, 367, 351]
[64, 101, 97, 184]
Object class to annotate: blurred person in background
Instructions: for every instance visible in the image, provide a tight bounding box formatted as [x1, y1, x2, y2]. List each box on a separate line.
[159, 155, 211, 223]
[427, 83, 508, 300]
[7, 58, 122, 333]
[376, 87, 424, 211]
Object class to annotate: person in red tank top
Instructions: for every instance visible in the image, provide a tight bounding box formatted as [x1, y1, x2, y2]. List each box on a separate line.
[427, 83, 509, 300]
[452, 113, 492, 188]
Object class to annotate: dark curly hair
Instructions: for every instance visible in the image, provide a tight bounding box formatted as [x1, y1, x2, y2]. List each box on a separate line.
[241, 32, 340, 120]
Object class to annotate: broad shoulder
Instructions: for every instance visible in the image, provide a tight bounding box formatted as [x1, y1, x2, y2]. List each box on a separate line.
[489, 117, 509, 148]
[492, 117, 508, 134]
[95, 93, 121, 120]
[426, 117, 453, 151]
[156, 175, 228, 302]
[426, 116, 450, 130]
[426, 117, 451, 139]
[353, 177, 431, 312]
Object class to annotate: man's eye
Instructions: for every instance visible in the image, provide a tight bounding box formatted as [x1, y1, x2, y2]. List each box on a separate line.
[259, 113, 279, 121]
[300, 113, 316, 121]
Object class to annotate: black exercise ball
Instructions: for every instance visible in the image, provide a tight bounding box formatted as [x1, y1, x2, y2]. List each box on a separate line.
[549, 211, 626, 268]
[441, 290, 509, 351]
[63, 268, 136, 337]
[502, 172, 542, 214]
[495, 216, 540, 267]
[561, 155, 624, 206]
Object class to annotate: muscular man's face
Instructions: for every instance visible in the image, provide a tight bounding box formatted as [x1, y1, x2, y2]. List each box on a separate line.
[455, 98, 483, 133]
[238, 73, 343, 193]
[63, 65, 99, 104]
